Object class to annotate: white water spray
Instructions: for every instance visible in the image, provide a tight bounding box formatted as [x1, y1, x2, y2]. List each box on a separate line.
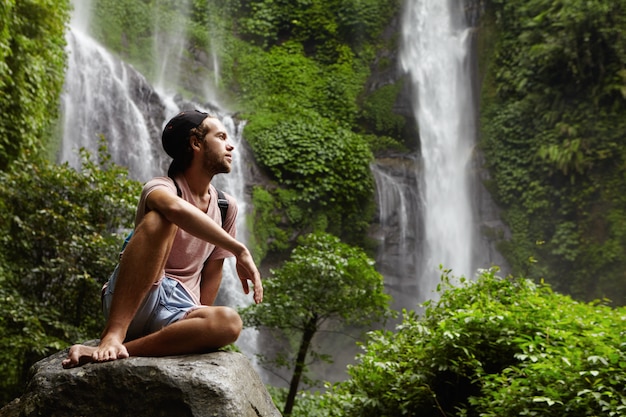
[401, 0, 476, 299]
[152, 0, 192, 92]
[61, 30, 162, 182]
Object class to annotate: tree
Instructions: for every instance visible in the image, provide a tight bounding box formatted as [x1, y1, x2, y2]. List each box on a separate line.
[240, 232, 391, 416]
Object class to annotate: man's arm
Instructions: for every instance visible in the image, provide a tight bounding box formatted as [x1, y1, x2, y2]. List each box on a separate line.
[200, 259, 224, 306]
[147, 188, 244, 255]
[146, 188, 263, 303]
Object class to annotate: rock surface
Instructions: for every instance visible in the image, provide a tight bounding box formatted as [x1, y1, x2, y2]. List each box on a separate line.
[0, 343, 282, 417]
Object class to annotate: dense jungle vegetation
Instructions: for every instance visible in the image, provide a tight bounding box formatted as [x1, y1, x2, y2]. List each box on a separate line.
[480, 0, 626, 306]
[1, 0, 625, 414]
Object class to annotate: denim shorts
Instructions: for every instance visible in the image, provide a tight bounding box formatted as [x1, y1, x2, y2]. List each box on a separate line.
[102, 265, 199, 341]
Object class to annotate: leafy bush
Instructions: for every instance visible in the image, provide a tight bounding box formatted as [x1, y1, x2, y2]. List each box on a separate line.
[234, 41, 364, 126]
[244, 112, 375, 243]
[0, 147, 140, 405]
[0, 147, 139, 330]
[321, 268, 626, 417]
[359, 82, 407, 144]
[0, 267, 69, 405]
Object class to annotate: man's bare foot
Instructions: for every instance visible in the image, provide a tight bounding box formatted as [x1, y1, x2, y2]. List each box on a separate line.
[62, 337, 130, 369]
[62, 344, 97, 369]
[92, 336, 130, 363]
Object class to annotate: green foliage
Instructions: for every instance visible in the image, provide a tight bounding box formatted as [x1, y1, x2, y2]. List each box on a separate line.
[0, 269, 69, 405]
[268, 386, 327, 417]
[0, 0, 70, 170]
[244, 112, 375, 243]
[232, 0, 399, 61]
[241, 232, 391, 414]
[359, 81, 406, 142]
[0, 146, 140, 405]
[234, 41, 364, 125]
[362, 134, 408, 155]
[480, 0, 626, 304]
[248, 186, 290, 261]
[223, 2, 402, 248]
[321, 268, 626, 417]
[232, 38, 380, 246]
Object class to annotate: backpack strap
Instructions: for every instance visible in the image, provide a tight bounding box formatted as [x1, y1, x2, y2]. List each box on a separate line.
[216, 188, 229, 226]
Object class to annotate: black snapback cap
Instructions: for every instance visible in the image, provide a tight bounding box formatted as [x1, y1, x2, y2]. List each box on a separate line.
[161, 110, 209, 159]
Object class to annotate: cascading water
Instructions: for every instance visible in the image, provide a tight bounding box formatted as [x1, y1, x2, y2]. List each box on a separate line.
[60, 1, 258, 356]
[61, 29, 165, 182]
[399, 0, 478, 301]
[371, 158, 422, 310]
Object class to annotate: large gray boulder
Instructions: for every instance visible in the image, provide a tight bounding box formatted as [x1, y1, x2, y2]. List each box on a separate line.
[1, 343, 282, 417]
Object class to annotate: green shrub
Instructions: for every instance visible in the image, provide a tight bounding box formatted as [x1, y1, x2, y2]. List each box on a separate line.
[233, 0, 399, 57]
[244, 112, 375, 242]
[0, 146, 140, 405]
[321, 268, 626, 416]
[0, 268, 69, 405]
[235, 41, 364, 126]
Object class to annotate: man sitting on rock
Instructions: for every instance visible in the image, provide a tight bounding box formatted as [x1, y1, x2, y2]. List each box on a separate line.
[63, 110, 263, 368]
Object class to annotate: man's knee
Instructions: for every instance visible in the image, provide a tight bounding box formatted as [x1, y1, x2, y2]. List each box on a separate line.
[136, 210, 177, 240]
[206, 307, 242, 344]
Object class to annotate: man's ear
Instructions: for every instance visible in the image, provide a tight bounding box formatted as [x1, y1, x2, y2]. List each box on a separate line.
[190, 136, 201, 150]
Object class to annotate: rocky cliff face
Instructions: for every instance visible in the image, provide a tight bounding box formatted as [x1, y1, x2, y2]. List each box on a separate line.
[0, 343, 281, 417]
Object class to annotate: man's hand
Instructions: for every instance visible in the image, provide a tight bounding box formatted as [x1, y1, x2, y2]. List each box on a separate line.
[235, 249, 263, 304]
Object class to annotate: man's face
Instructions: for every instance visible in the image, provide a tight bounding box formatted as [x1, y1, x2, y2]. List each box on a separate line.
[198, 117, 234, 175]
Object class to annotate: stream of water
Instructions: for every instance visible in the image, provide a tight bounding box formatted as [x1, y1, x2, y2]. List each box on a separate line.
[398, 0, 478, 301]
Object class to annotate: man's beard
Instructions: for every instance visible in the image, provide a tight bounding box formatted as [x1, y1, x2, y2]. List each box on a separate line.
[203, 155, 231, 175]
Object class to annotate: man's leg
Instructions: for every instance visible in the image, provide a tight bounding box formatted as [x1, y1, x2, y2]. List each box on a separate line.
[125, 306, 242, 357]
[62, 306, 242, 367]
[62, 210, 177, 368]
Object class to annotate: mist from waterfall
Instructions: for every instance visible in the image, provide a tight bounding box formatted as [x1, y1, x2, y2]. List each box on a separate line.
[152, 0, 191, 92]
[400, 0, 477, 300]
[60, 0, 257, 356]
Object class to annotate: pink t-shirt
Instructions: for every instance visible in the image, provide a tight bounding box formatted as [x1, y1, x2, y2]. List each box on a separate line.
[134, 175, 237, 304]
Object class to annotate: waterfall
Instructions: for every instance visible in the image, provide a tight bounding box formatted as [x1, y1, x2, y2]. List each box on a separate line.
[399, 0, 478, 300]
[61, 29, 166, 182]
[60, 3, 257, 356]
[371, 158, 422, 310]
